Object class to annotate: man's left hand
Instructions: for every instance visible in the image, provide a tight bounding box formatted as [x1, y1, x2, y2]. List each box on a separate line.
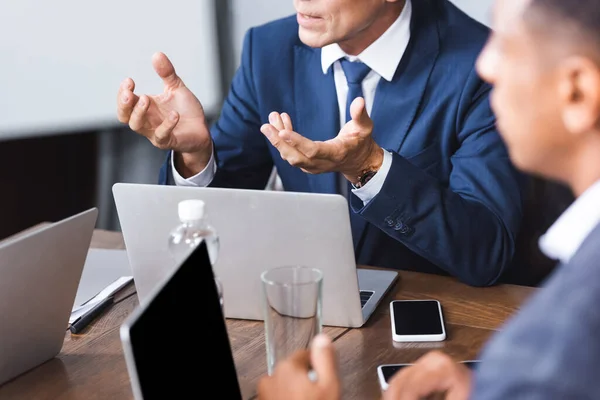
[383, 351, 473, 400]
[260, 97, 384, 185]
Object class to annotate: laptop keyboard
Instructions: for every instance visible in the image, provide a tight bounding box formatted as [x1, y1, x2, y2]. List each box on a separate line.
[360, 290, 374, 308]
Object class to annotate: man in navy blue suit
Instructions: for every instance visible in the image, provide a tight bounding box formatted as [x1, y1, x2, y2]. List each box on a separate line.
[116, 0, 525, 287]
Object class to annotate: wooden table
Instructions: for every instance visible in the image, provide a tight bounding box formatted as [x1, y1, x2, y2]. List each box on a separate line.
[0, 230, 536, 399]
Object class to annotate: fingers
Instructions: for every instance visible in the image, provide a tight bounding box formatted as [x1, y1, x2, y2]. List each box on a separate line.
[385, 351, 469, 400]
[262, 111, 341, 172]
[384, 364, 431, 400]
[278, 129, 320, 158]
[153, 111, 180, 149]
[310, 334, 339, 391]
[256, 376, 269, 399]
[279, 350, 310, 376]
[349, 97, 368, 123]
[266, 112, 328, 160]
[281, 113, 294, 131]
[128, 94, 150, 132]
[256, 350, 311, 400]
[117, 77, 135, 100]
[349, 97, 373, 134]
[268, 112, 285, 131]
[117, 78, 140, 123]
[267, 111, 294, 131]
[260, 123, 283, 147]
[152, 52, 182, 89]
[383, 364, 412, 400]
[392, 365, 439, 400]
[260, 124, 310, 167]
[267, 112, 316, 156]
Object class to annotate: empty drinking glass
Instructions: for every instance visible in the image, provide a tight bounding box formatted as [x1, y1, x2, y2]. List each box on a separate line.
[261, 266, 323, 375]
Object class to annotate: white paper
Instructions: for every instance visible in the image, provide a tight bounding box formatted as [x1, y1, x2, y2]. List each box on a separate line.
[73, 248, 132, 308]
[70, 276, 133, 324]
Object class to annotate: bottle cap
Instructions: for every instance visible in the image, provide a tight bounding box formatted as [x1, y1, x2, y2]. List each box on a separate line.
[178, 199, 205, 222]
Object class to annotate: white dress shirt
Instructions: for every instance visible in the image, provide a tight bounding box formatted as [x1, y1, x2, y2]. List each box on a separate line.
[172, 0, 412, 205]
[539, 180, 600, 264]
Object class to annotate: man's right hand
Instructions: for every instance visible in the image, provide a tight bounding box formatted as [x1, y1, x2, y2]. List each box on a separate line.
[257, 334, 341, 400]
[117, 52, 212, 177]
[383, 351, 472, 400]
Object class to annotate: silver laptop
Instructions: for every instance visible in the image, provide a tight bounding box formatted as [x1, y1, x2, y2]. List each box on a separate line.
[113, 183, 398, 328]
[0, 208, 98, 385]
[121, 240, 242, 400]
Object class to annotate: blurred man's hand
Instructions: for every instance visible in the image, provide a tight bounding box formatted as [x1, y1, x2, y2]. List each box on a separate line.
[383, 351, 472, 400]
[117, 52, 212, 177]
[257, 334, 341, 400]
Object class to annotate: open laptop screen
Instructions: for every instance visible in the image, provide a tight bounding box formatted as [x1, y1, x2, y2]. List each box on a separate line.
[121, 241, 242, 400]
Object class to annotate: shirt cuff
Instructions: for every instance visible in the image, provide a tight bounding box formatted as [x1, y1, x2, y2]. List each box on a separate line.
[351, 149, 393, 205]
[170, 149, 216, 187]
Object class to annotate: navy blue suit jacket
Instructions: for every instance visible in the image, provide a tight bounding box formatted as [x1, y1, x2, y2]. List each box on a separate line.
[160, 0, 525, 286]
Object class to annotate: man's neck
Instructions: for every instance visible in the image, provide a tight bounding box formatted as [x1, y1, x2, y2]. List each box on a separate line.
[337, 1, 406, 56]
[567, 135, 600, 197]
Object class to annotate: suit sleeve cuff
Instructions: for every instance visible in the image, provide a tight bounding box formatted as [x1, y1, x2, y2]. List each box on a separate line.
[170, 149, 216, 187]
[351, 149, 393, 205]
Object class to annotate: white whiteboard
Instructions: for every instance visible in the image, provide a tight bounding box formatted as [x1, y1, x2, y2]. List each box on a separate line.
[451, 0, 492, 26]
[231, 0, 492, 67]
[0, 0, 222, 140]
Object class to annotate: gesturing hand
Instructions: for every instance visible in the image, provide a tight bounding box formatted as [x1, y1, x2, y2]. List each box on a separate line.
[260, 97, 384, 185]
[116, 52, 212, 176]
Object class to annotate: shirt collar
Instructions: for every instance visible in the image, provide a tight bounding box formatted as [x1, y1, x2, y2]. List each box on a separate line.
[539, 180, 600, 264]
[320, 0, 412, 82]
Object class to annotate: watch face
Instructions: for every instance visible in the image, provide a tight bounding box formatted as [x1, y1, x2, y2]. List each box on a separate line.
[358, 170, 377, 187]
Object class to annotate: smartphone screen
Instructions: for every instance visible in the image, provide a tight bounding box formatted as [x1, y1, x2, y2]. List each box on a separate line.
[380, 364, 410, 383]
[379, 360, 480, 390]
[391, 300, 443, 336]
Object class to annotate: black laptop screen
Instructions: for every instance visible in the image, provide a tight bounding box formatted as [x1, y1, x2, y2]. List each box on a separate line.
[126, 241, 242, 399]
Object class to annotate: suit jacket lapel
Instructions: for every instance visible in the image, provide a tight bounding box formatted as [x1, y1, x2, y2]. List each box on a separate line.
[294, 45, 339, 194]
[370, 0, 440, 153]
[352, 0, 441, 255]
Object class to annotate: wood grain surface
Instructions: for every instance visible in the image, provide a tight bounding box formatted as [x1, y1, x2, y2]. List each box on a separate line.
[0, 230, 536, 399]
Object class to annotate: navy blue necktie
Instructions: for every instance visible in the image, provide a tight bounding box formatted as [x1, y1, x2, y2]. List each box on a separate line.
[337, 59, 371, 197]
[339, 59, 371, 123]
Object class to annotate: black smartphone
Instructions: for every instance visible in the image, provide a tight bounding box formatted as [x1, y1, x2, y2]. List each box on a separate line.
[390, 300, 446, 342]
[377, 360, 480, 391]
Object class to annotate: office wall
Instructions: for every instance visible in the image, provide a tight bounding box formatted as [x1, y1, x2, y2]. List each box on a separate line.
[0, 0, 222, 140]
[451, 0, 492, 25]
[0, 1, 226, 237]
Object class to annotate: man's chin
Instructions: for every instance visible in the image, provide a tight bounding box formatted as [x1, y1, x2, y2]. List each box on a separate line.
[509, 150, 540, 176]
[298, 28, 332, 48]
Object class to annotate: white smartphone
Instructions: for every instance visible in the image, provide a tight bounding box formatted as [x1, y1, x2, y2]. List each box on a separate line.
[377, 363, 411, 391]
[389, 300, 446, 342]
[377, 360, 480, 391]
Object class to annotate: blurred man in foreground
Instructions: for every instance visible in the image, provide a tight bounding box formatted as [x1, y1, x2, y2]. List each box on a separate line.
[257, 0, 600, 398]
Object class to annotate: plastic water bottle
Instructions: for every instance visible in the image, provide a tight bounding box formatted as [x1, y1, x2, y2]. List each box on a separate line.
[167, 199, 223, 308]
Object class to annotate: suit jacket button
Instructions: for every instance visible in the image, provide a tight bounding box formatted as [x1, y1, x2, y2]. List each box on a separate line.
[385, 216, 395, 227]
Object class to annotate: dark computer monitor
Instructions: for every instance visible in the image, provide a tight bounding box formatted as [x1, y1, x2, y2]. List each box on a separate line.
[120, 241, 242, 399]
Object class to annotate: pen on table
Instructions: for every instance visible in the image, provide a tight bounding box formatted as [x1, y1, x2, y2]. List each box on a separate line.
[69, 295, 114, 334]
